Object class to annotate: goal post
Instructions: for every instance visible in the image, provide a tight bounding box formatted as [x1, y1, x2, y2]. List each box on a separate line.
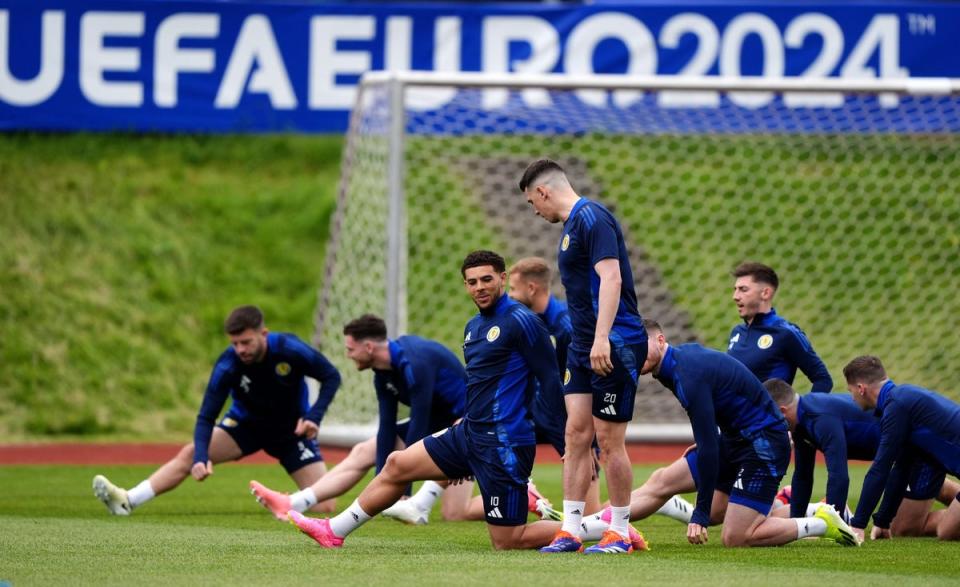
[315, 72, 960, 445]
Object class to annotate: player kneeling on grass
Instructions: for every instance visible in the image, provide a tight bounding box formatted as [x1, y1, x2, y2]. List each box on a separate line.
[251, 313, 475, 523]
[639, 319, 859, 547]
[93, 305, 341, 516]
[287, 250, 647, 552]
[843, 356, 960, 541]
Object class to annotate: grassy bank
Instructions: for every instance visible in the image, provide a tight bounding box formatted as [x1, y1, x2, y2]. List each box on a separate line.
[0, 134, 342, 440]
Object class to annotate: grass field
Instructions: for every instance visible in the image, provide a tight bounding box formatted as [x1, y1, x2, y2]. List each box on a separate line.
[2, 462, 958, 586]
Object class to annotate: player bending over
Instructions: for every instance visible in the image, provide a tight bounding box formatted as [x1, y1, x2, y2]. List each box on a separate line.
[93, 305, 340, 516]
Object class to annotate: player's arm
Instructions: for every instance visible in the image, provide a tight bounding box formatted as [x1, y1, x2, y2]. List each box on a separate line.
[374, 378, 400, 474]
[812, 415, 852, 514]
[872, 456, 914, 531]
[192, 360, 232, 479]
[686, 389, 720, 533]
[784, 329, 833, 393]
[584, 212, 625, 377]
[403, 360, 437, 450]
[591, 258, 621, 376]
[515, 311, 564, 401]
[850, 406, 910, 530]
[294, 342, 342, 425]
[789, 435, 818, 518]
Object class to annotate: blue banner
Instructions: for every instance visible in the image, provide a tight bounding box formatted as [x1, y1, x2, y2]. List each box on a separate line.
[1, 1, 958, 133]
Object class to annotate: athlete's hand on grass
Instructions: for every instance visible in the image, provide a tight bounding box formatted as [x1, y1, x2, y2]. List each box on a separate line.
[871, 526, 891, 540]
[191, 460, 213, 481]
[295, 418, 319, 440]
[852, 527, 866, 543]
[687, 522, 708, 545]
[590, 336, 613, 376]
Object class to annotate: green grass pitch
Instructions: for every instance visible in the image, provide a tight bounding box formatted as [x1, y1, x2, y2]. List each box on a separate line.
[1, 462, 958, 586]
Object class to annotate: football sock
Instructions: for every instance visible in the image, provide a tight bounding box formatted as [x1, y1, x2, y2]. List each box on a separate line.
[127, 480, 155, 508]
[655, 495, 694, 523]
[408, 481, 444, 512]
[607, 505, 631, 539]
[795, 516, 828, 539]
[329, 499, 372, 538]
[560, 500, 586, 536]
[290, 488, 318, 513]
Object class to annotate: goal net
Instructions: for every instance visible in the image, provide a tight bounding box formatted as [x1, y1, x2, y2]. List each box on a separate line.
[315, 72, 960, 443]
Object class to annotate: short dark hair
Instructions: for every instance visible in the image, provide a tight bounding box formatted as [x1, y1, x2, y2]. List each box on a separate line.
[519, 159, 565, 192]
[732, 262, 779, 290]
[461, 250, 506, 277]
[763, 378, 796, 407]
[224, 305, 264, 335]
[643, 318, 663, 336]
[843, 355, 887, 384]
[343, 314, 387, 341]
[509, 257, 551, 286]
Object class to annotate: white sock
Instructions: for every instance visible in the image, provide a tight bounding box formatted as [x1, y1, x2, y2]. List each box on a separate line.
[579, 512, 608, 541]
[805, 502, 820, 517]
[795, 516, 828, 539]
[289, 488, 318, 513]
[127, 480, 155, 508]
[655, 495, 694, 523]
[608, 505, 631, 539]
[408, 481, 444, 512]
[561, 500, 586, 536]
[328, 499, 372, 538]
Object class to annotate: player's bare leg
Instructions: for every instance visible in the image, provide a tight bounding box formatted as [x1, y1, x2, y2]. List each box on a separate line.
[939, 478, 960, 505]
[488, 520, 563, 550]
[560, 394, 595, 523]
[95, 428, 244, 515]
[627, 457, 696, 519]
[149, 428, 243, 495]
[935, 495, 960, 540]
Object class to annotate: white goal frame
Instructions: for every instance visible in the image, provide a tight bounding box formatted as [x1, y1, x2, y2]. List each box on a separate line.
[316, 72, 960, 446]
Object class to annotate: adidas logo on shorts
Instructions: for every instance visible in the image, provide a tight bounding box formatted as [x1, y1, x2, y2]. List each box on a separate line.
[487, 507, 503, 519]
[600, 405, 618, 416]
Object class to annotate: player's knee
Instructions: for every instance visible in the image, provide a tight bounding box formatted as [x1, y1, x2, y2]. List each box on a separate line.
[891, 518, 923, 537]
[489, 534, 522, 550]
[381, 451, 413, 482]
[721, 531, 748, 548]
[173, 443, 196, 470]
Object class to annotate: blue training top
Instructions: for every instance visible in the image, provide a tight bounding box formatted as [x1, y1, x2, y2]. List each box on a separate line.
[791, 393, 880, 518]
[557, 197, 646, 352]
[654, 343, 788, 527]
[462, 294, 563, 446]
[194, 332, 341, 465]
[532, 295, 573, 437]
[851, 380, 960, 529]
[372, 335, 466, 473]
[727, 309, 833, 393]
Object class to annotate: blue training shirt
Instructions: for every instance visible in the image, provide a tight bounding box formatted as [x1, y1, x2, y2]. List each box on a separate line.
[727, 309, 833, 393]
[372, 335, 467, 472]
[462, 294, 563, 447]
[654, 343, 788, 527]
[851, 380, 960, 529]
[790, 393, 880, 518]
[532, 296, 573, 436]
[193, 332, 341, 465]
[557, 197, 646, 352]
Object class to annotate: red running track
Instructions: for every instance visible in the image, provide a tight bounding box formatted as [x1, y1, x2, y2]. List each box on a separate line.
[0, 443, 692, 465]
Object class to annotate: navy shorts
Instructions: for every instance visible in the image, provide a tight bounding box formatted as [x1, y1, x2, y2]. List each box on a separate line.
[714, 429, 791, 516]
[564, 341, 646, 422]
[218, 416, 323, 474]
[904, 459, 947, 501]
[423, 422, 535, 526]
